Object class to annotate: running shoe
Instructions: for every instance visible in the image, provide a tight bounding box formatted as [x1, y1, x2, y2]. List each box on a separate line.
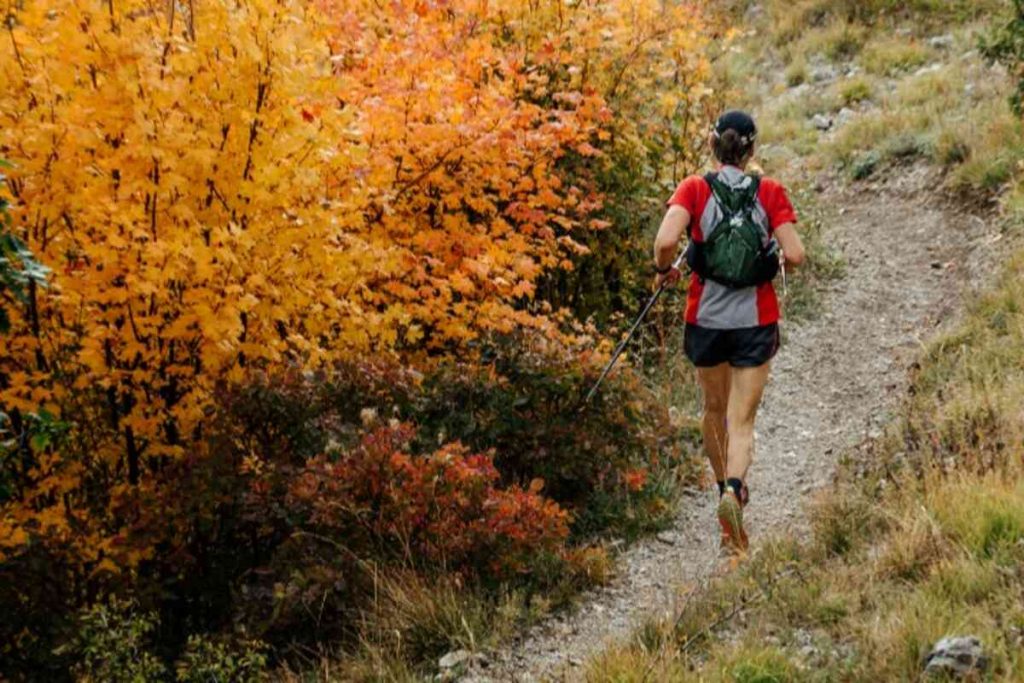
[717, 488, 749, 553]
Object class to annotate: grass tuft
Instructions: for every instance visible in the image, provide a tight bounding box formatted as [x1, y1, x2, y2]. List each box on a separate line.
[836, 76, 874, 105]
[724, 646, 800, 683]
[784, 58, 809, 87]
[860, 38, 933, 76]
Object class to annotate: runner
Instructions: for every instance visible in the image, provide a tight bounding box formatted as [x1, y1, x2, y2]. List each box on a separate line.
[652, 110, 805, 554]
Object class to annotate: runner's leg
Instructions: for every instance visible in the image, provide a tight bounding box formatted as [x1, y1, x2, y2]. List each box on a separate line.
[725, 362, 771, 480]
[696, 364, 731, 484]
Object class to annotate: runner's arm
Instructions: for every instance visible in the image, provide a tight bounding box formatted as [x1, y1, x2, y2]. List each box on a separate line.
[653, 205, 690, 271]
[774, 222, 805, 269]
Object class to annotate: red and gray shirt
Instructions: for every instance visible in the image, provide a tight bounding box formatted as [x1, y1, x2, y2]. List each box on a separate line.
[667, 166, 798, 329]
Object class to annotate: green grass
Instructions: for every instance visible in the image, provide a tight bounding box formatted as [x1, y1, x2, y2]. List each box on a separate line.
[721, 646, 802, 683]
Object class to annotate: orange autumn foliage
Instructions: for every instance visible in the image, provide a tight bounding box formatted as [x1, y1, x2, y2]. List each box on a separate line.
[0, 0, 709, 583]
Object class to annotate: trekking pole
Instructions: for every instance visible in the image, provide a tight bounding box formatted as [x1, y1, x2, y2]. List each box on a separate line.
[779, 248, 788, 299]
[583, 252, 685, 405]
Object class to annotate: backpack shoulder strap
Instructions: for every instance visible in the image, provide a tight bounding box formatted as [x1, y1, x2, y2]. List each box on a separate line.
[745, 174, 762, 203]
[683, 173, 720, 242]
[704, 172, 727, 213]
[704, 172, 722, 198]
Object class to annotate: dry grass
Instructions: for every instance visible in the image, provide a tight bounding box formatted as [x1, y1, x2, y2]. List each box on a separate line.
[787, 20, 869, 63]
[859, 37, 934, 76]
[278, 554, 617, 681]
[763, 0, 1006, 43]
[277, 573, 514, 681]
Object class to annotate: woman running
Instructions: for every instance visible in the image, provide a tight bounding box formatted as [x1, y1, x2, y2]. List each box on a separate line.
[652, 110, 805, 554]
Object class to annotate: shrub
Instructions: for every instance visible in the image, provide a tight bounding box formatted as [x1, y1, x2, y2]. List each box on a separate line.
[393, 337, 682, 517]
[64, 598, 167, 683]
[282, 424, 570, 580]
[5, 328, 686, 676]
[228, 332, 689, 648]
[0, 0, 708, 629]
[0, 0, 709, 674]
[947, 109, 1024, 195]
[838, 77, 873, 106]
[884, 132, 930, 160]
[256, 331, 692, 534]
[229, 421, 572, 647]
[63, 598, 268, 683]
[791, 20, 867, 62]
[175, 635, 268, 683]
[851, 150, 882, 180]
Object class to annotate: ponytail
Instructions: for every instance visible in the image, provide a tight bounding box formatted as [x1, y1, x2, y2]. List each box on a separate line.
[713, 129, 754, 165]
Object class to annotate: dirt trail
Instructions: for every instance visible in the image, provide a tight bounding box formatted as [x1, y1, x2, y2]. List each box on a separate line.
[478, 168, 995, 681]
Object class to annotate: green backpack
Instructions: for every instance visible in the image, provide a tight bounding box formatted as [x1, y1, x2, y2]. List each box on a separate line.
[687, 173, 780, 289]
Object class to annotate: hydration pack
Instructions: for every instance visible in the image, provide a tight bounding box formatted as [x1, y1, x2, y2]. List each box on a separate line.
[686, 172, 780, 289]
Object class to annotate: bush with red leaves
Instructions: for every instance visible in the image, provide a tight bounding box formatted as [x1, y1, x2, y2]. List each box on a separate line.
[284, 423, 569, 580]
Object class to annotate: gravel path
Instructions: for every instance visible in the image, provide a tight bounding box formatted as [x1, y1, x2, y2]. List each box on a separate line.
[477, 168, 994, 681]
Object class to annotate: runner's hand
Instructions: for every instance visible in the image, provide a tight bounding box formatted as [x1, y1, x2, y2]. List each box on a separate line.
[654, 267, 682, 290]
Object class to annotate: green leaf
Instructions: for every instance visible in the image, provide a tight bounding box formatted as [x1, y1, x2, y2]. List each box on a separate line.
[30, 431, 51, 452]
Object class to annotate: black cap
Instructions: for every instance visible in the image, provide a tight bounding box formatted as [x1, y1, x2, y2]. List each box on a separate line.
[714, 110, 757, 145]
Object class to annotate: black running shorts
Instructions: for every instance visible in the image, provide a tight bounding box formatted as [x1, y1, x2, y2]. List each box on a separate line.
[684, 323, 779, 368]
